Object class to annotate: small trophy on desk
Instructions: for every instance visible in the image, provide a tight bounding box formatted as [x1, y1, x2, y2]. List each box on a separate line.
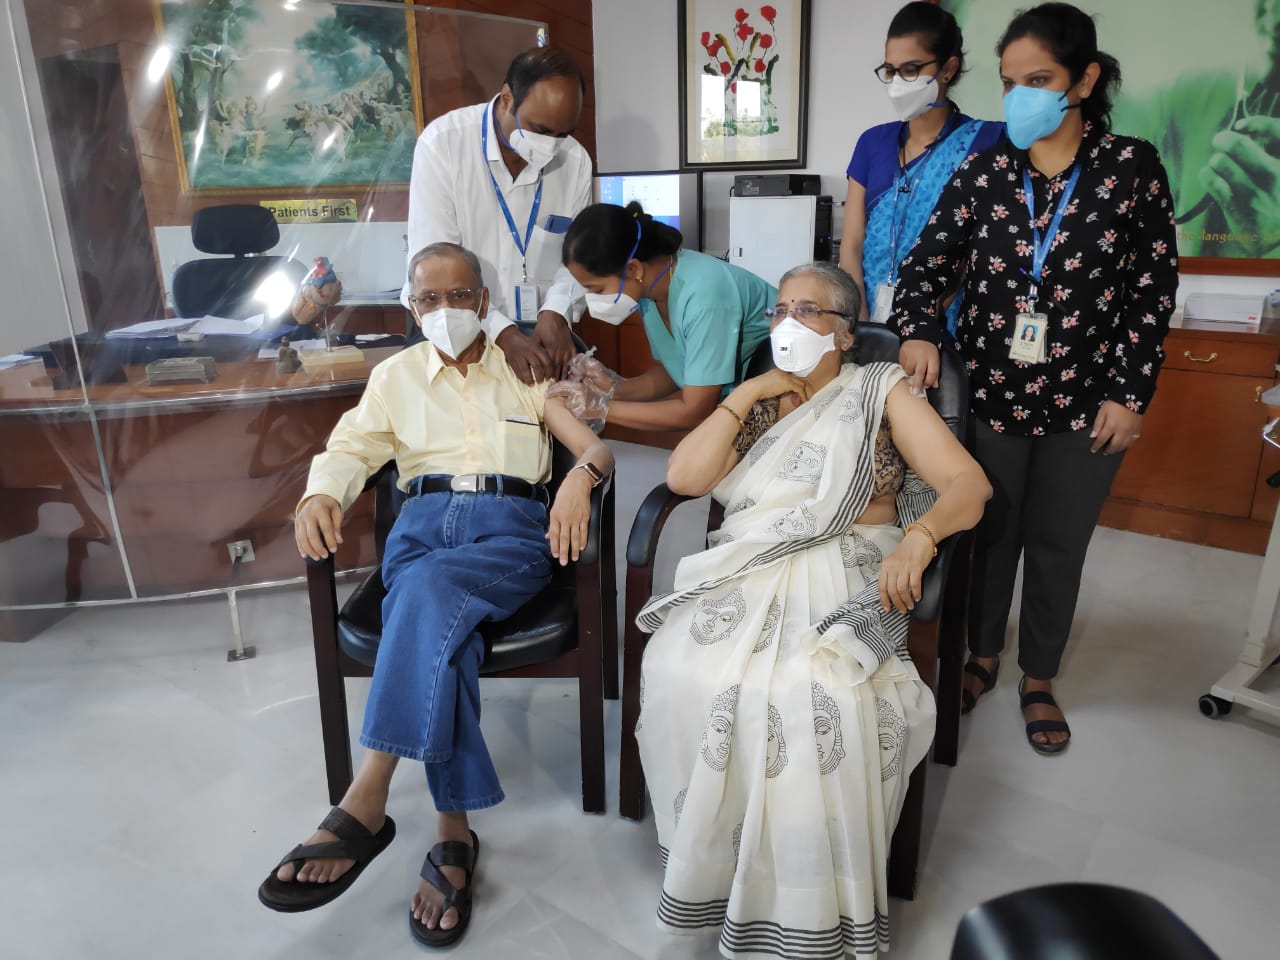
[276, 336, 301, 374]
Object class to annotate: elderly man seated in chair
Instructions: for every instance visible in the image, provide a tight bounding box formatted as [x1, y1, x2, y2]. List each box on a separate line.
[258, 241, 613, 949]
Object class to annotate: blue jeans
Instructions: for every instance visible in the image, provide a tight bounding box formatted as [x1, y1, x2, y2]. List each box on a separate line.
[360, 490, 552, 812]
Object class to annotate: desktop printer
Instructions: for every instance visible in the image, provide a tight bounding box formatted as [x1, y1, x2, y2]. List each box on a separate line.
[731, 174, 821, 197]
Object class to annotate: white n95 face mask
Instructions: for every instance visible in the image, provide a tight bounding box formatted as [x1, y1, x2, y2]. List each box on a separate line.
[418, 307, 482, 359]
[887, 74, 939, 122]
[512, 114, 563, 171]
[585, 289, 639, 326]
[771, 316, 836, 376]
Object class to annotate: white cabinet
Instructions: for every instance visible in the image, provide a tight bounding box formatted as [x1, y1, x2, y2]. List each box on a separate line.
[728, 195, 818, 289]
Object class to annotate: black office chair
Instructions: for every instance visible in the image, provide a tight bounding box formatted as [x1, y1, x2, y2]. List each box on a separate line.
[618, 322, 973, 898]
[304, 437, 619, 815]
[171, 204, 306, 321]
[950, 884, 1221, 959]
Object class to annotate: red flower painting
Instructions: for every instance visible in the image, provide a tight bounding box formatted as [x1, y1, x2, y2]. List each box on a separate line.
[697, 3, 785, 137]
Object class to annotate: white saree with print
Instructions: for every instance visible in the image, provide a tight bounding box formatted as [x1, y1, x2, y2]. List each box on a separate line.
[635, 362, 937, 960]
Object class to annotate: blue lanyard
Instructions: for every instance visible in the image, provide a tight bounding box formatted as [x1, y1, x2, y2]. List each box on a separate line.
[887, 112, 959, 282]
[481, 103, 543, 274]
[1022, 164, 1081, 297]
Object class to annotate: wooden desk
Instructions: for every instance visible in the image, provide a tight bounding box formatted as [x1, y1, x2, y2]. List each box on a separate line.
[1100, 318, 1280, 554]
[0, 347, 396, 640]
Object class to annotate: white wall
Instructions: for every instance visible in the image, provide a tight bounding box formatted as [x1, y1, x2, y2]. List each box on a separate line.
[591, 0, 1277, 308]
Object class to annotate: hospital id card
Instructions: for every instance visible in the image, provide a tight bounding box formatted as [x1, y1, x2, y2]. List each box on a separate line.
[1009, 312, 1048, 364]
[515, 282, 541, 324]
[873, 282, 896, 325]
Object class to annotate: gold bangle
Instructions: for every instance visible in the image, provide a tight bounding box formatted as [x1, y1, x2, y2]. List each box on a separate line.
[716, 403, 745, 428]
[905, 521, 938, 558]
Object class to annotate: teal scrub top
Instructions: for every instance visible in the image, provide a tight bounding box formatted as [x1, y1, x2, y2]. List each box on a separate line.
[639, 249, 775, 391]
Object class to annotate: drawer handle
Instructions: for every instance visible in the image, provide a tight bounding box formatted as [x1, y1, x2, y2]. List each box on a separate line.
[1183, 350, 1219, 364]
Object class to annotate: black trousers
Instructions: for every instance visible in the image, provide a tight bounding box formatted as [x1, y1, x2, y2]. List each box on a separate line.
[968, 421, 1125, 680]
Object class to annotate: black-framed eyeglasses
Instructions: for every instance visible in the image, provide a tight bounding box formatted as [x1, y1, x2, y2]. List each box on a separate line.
[408, 288, 480, 310]
[873, 59, 937, 83]
[764, 306, 855, 322]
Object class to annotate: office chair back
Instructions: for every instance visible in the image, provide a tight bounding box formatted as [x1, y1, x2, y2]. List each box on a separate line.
[950, 884, 1220, 960]
[172, 204, 305, 320]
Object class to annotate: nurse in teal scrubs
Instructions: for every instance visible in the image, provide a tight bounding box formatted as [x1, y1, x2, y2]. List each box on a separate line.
[562, 202, 774, 431]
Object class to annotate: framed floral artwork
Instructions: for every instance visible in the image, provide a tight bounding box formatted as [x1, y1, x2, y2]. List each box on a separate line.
[678, 1, 812, 170]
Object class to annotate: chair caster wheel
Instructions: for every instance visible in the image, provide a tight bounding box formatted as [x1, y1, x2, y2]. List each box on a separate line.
[1198, 694, 1232, 718]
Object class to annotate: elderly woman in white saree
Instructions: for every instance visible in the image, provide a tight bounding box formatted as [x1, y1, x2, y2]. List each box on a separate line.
[635, 262, 991, 960]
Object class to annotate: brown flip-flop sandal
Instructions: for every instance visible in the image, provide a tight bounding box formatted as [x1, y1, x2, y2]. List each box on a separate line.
[258, 807, 396, 913]
[409, 830, 480, 948]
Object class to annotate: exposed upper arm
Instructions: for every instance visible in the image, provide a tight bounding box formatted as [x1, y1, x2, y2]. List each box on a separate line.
[544, 394, 607, 460]
[883, 380, 981, 492]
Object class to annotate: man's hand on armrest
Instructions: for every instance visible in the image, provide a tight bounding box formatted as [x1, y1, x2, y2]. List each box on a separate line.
[295, 494, 344, 560]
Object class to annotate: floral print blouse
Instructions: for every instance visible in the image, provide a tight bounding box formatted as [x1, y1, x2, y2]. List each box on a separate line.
[890, 123, 1179, 436]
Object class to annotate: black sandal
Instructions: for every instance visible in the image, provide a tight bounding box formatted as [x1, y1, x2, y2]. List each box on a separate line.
[410, 830, 480, 948]
[961, 657, 1000, 714]
[1019, 677, 1071, 755]
[258, 807, 396, 913]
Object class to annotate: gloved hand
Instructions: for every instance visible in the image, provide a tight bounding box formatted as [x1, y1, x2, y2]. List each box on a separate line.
[547, 377, 613, 433]
[564, 350, 620, 394]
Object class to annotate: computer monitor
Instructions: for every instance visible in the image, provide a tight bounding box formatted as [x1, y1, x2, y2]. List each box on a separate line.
[592, 170, 703, 252]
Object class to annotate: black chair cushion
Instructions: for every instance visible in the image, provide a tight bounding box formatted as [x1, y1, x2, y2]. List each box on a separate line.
[171, 256, 306, 321]
[337, 564, 580, 675]
[190, 204, 280, 256]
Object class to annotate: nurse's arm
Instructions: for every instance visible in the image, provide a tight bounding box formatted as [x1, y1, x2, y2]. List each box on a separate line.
[610, 363, 678, 402]
[606, 383, 723, 431]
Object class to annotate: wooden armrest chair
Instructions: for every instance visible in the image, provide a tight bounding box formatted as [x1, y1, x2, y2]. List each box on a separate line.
[304, 437, 619, 814]
[618, 322, 973, 898]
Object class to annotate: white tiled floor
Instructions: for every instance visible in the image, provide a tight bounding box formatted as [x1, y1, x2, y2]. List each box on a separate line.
[3, 441, 1280, 959]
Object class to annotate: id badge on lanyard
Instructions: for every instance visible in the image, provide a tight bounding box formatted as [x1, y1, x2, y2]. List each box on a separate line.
[483, 103, 543, 325]
[515, 282, 541, 323]
[1010, 164, 1081, 364]
[873, 282, 896, 325]
[1009, 311, 1048, 363]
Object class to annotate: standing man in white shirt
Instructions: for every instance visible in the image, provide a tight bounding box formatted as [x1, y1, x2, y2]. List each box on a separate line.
[403, 46, 592, 384]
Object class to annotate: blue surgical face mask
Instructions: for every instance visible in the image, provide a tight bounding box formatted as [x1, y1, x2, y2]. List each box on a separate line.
[1002, 84, 1071, 149]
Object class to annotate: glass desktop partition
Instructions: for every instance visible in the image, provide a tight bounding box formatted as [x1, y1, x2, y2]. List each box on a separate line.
[0, 0, 547, 637]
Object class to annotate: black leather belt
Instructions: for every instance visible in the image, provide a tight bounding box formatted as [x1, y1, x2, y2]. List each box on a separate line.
[406, 473, 548, 505]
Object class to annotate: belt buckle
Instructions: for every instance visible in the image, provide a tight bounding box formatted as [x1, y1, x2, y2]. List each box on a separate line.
[450, 474, 480, 493]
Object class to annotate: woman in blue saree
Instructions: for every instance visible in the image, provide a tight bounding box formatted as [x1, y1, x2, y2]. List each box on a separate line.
[839, 2, 1003, 333]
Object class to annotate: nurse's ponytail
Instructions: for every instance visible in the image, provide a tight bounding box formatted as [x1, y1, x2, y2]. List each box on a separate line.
[997, 2, 1121, 131]
[563, 201, 683, 276]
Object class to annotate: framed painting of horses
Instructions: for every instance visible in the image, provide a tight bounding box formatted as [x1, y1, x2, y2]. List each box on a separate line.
[153, 0, 424, 195]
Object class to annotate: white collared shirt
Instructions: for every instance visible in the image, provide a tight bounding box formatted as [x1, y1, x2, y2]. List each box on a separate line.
[401, 97, 592, 340]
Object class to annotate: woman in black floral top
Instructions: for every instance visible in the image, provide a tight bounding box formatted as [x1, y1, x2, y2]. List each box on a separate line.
[889, 3, 1178, 755]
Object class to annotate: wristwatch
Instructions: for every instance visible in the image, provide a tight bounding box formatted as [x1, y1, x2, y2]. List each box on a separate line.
[570, 461, 604, 487]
